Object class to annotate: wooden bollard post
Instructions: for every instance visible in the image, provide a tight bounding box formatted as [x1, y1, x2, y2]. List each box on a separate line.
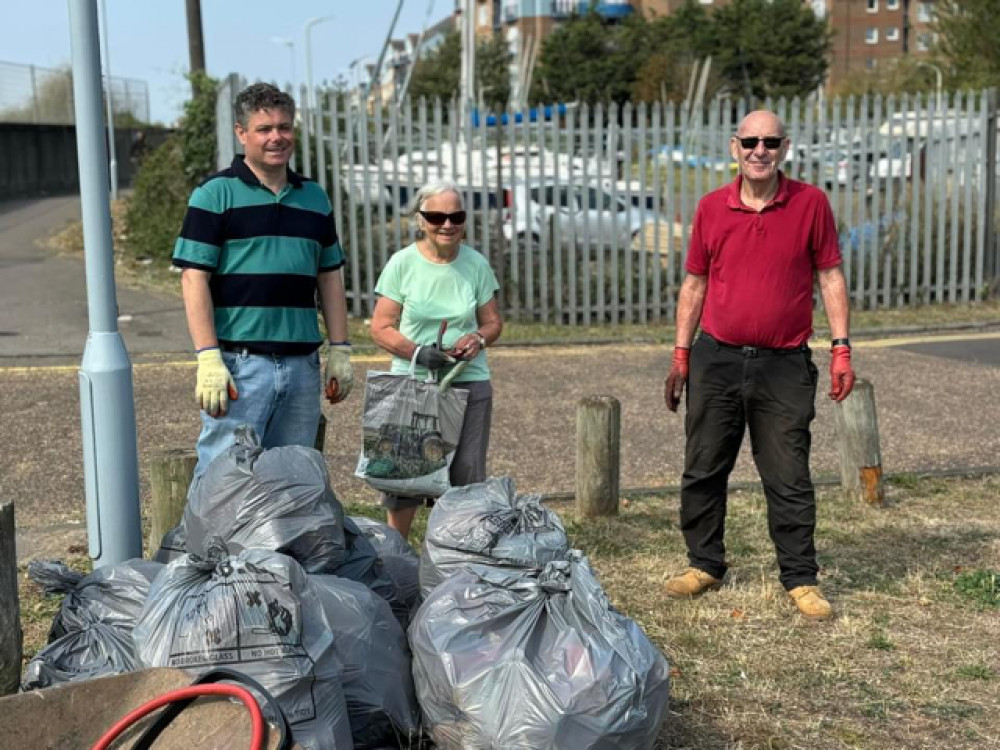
[0, 501, 22, 695]
[576, 396, 621, 517]
[833, 378, 884, 505]
[148, 449, 197, 552]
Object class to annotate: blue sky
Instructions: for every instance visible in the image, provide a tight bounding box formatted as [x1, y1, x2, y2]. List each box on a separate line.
[7, 0, 447, 125]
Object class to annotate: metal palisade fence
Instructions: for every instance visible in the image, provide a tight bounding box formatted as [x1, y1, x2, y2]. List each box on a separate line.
[219, 77, 999, 323]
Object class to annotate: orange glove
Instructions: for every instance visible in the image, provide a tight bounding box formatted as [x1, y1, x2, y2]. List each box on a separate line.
[664, 346, 690, 412]
[828, 345, 855, 402]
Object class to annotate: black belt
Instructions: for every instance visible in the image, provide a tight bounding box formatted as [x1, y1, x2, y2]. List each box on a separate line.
[701, 333, 807, 357]
[219, 342, 270, 355]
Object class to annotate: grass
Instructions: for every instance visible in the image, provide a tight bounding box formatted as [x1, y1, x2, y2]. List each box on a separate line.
[16, 476, 1000, 747]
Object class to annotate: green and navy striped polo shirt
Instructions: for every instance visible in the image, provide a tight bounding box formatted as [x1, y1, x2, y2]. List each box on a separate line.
[172, 155, 345, 355]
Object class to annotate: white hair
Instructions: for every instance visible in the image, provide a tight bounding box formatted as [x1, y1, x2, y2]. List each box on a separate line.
[411, 179, 464, 215]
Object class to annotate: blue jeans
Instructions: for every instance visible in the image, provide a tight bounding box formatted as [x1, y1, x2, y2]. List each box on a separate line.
[193, 349, 322, 477]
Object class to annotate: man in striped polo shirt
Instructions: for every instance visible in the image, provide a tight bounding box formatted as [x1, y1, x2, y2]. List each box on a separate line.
[173, 83, 353, 476]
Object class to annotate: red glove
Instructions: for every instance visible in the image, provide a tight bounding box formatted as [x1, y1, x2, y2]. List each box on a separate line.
[828, 345, 855, 402]
[664, 346, 690, 413]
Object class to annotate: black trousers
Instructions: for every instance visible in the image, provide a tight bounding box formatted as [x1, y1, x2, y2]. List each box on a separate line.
[680, 334, 820, 590]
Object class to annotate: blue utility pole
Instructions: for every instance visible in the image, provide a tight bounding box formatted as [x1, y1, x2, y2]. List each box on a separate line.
[68, 0, 142, 567]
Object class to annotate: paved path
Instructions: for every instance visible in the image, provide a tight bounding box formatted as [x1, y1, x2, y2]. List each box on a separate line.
[0, 196, 191, 361]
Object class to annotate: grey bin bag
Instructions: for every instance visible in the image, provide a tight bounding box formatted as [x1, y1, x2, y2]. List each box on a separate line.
[409, 553, 671, 750]
[329, 517, 409, 629]
[21, 559, 164, 691]
[153, 523, 187, 564]
[349, 516, 420, 614]
[355, 363, 468, 499]
[49, 559, 163, 640]
[134, 548, 354, 750]
[184, 427, 348, 573]
[419, 476, 569, 598]
[310, 574, 420, 749]
[22, 622, 138, 690]
[26, 559, 84, 594]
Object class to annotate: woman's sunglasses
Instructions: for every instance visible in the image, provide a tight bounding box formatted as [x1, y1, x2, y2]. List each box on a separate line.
[419, 210, 467, 226]
[736, 136, 785, 150]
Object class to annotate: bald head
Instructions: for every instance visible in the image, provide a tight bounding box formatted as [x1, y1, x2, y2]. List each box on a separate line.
[737, 110, 785, 138]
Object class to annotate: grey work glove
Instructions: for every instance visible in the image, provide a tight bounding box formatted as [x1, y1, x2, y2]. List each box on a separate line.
[415, 345, 456, 372]
[324, 343, 354, 404]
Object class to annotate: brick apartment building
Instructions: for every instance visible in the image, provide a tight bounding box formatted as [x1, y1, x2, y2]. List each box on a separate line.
[463, 0, 940, 96]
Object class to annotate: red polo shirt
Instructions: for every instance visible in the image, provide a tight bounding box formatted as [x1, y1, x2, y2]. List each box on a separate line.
[685, 173, 842, 349]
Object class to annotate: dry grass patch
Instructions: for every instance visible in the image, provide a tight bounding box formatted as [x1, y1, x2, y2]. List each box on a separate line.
[558, 476, 1000, 749]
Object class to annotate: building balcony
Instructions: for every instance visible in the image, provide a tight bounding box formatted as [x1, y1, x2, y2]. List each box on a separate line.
[503, 0, 634, 22]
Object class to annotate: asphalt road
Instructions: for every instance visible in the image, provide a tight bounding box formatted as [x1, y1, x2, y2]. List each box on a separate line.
[0, 196, 191, 361]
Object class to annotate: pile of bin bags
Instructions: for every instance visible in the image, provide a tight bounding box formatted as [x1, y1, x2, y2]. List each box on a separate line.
[23, 429, 421, 750]
[411, 476, 671, 749]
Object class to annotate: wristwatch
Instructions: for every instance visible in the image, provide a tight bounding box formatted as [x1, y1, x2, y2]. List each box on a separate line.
[472, 331, 487, 349]
[831, 337, 851, 349]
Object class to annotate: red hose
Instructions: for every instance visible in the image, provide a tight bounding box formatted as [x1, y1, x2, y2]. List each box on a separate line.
[91, 683, 266, 750]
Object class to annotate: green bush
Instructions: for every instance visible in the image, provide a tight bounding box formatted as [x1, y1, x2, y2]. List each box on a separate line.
[123, 136, 190, 260]
[125, 73, 217, 261]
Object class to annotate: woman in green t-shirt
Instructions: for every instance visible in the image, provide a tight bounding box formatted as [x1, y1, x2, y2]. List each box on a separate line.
[370, 180, 504, 539]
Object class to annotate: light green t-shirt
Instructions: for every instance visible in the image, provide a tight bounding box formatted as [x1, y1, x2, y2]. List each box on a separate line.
[375, 243, 500, 382]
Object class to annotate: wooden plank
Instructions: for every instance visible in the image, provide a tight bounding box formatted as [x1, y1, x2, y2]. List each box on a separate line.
[0, 501, 21, 696]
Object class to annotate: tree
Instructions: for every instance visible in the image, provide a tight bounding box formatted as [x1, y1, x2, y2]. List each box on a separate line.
[709, 0, 831, 101]
[408, 31, 461, 103]
[477, 35, 513, 111]
[407, 30, 512, 109]
[632, 2, 719, 102]
[533, 12, 650, 105]
[934, 0, 1000, 88]
[831, 56, 946, 99]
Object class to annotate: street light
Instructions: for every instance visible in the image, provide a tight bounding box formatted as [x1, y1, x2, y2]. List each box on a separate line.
[270, 36, 296, 89]
[301, 15, 334, 179]
[99, 0, 118, 200]
[303, 15, 335, 109]
[915, 60, 944, 111]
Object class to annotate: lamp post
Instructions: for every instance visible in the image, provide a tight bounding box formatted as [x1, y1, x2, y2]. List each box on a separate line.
[304, 15, 335, 109]
[99, 0, 117, 200]
[916, 61, 944, 111]
[301, 15, 334, 179]
[270, 36, 296, 89]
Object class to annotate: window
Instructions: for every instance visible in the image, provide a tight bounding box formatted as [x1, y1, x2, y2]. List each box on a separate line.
[866, 58, 877, 70]
[916, 32, 936, 51]
[699, 0, 713, 4]
[886, 0, 899, 8]
[866, 0, 878, 12]
[865, 27, 879, 44]
[885, 26, 900, 41]
[917, 2, 932, 22]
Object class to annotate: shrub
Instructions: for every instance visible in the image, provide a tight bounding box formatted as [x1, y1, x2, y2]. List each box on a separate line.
[124, 73, 217, 261]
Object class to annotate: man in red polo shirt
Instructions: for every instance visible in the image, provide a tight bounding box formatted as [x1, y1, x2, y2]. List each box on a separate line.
[662, 110, 854, 621]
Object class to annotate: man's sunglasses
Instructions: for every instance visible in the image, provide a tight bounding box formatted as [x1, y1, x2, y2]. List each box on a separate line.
[419, 210, 467, 226]
[736, 136, 785, 150]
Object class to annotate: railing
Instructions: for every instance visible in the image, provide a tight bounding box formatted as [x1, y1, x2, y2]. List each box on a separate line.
[220, 81, 999, 321]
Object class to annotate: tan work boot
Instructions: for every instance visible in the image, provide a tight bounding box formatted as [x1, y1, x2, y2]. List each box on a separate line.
[664, 568, 723, 598]
[788, 585, 834, 621]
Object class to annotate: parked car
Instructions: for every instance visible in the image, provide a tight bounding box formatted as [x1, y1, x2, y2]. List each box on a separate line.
[501, 182, 647, 250]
